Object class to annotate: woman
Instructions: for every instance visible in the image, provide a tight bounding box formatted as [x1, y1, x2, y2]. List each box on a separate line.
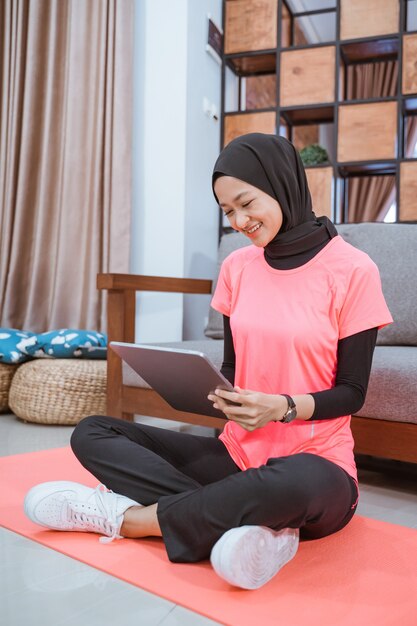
[24, 133, 393, 590]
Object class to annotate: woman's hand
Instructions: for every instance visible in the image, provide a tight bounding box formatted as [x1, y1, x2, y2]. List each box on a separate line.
[207, 387, 287, 432]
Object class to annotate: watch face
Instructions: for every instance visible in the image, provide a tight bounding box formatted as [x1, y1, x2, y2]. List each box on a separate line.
[283, 408, 297, 422]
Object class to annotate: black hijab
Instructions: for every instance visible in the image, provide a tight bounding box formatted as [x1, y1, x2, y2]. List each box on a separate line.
[212, 133, 338, 262]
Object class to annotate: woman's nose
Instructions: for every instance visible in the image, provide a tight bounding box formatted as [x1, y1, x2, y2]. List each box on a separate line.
[235, 212, 249, 229]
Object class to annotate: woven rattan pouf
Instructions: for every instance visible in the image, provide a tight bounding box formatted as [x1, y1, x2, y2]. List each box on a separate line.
[0, 362, 20, 413]
[9, 359, 107, 425]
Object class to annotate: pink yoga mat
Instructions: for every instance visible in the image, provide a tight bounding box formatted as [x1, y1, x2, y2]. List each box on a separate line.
[1, 446, 416, 626]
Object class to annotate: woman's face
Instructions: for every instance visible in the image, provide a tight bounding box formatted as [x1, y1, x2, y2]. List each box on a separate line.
[214, 176, 283, 247]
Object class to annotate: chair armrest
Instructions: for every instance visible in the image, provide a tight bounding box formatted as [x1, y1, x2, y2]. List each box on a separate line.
[97, 274, 214, 420]
[97, 273, 212, 294]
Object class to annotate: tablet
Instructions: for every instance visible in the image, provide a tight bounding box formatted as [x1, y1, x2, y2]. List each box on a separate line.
[110, 341, 236, 418]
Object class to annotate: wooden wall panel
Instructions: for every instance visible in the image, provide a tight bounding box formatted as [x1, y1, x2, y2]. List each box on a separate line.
[293, 17, 309, 47]
[281, 1, 291, 48]
[245, 75, 276, 109]
[224, 112, 276, 146]
[225, 0, 277, 54]
[340, 0, 399, 40]
[402, 34, 417, 95]
[292, 126, 319, 152]
[305, 167, 333, 218]
[338, 102, 397, 162]
[400, 162, 417, 221]
[280, 46, 335, 106]
[281, 2, 308, 48]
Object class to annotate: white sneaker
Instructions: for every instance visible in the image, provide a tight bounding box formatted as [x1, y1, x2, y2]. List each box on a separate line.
[24, 481, 142, 544]
[210, 525, 299, 590]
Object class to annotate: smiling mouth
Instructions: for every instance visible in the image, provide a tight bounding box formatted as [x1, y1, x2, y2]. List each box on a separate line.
[244, 223, 262, 235]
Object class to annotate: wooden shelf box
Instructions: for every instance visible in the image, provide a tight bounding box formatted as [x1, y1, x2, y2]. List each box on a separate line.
[402, 34, 417, 95]
[305, 166, 333, 219]
[340, 0, 399, 41]
[227, 53, 276, 76]
[399, 161, 417, 221]
[337, 101, 397, 162]
[280, 46, 335, 107]
[292, 125, 320, 152]
[224, 112, 276, 146]
[280, 1, 291, 48]
[224, 0, 277, 54]
[245, 75, 276, 110]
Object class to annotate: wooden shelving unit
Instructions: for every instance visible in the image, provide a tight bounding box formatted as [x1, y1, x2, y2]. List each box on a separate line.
[340, 0, 399, 40]
[400, 160, 417, 218]
[280, 45, 336, 106]
[224, 111, 276, 146]
[337, 101, 398, 161]
[219, 0, 417, 225]
[403, 33, 417, 92]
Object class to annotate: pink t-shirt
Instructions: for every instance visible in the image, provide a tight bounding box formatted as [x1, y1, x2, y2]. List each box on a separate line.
[210, 235, 394, 488]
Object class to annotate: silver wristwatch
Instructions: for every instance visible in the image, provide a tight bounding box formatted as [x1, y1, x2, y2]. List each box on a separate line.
[281, 394, 297, 423]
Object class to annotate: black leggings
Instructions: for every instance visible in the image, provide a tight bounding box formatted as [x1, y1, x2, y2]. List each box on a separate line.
[70, 415, 359, 563]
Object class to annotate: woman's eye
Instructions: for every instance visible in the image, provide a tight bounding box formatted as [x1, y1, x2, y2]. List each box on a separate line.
[223, 199, 252, 216]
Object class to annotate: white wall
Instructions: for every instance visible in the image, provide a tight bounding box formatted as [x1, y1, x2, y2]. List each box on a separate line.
[131, 0, 222, 343]
[183, 0, 223, 340]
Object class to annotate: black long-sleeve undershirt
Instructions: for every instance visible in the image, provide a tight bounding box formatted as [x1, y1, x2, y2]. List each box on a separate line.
[220, 314, 378, 421]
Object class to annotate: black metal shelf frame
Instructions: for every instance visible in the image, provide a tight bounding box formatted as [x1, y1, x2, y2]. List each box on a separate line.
[219, 0, 417, 231]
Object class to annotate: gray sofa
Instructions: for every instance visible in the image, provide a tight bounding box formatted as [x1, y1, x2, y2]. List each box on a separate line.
[121, 223, 417, 463]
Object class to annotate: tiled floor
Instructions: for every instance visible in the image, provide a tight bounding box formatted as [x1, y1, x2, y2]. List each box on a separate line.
[1, 412, 417, 626]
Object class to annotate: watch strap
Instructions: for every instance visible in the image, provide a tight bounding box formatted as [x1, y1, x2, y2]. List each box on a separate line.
[281, 394, 297, 423]
[282, 394, 295, 410]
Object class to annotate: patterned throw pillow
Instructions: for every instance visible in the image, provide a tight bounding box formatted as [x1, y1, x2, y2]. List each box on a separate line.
[24, 329, 108, 359]
[0, 328, 36, 364]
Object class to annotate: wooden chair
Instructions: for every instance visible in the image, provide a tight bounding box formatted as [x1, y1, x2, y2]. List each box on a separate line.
[96, 273, 226, 430]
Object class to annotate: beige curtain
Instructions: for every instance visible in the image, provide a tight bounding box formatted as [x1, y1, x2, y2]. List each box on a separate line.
[347, 175, 396, 222]
[349, 115, 417, 222]
[346, 60, 398, 102]
[346, 61, 397, 222]
[405, 114, 417, 159]
[0, 0, 133, 333]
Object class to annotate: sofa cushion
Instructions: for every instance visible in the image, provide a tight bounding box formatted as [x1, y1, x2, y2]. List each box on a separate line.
[336, 223, 417, 346]
[205, 232, 249, 339]
[354, 346, 417, 423]
[122, 340, 224, 389]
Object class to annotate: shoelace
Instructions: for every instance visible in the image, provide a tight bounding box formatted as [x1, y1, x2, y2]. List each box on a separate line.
[67, 484, 122, 544]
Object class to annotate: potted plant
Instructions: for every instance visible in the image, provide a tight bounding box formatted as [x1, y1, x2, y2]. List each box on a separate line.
[299, 144, 330, 166]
